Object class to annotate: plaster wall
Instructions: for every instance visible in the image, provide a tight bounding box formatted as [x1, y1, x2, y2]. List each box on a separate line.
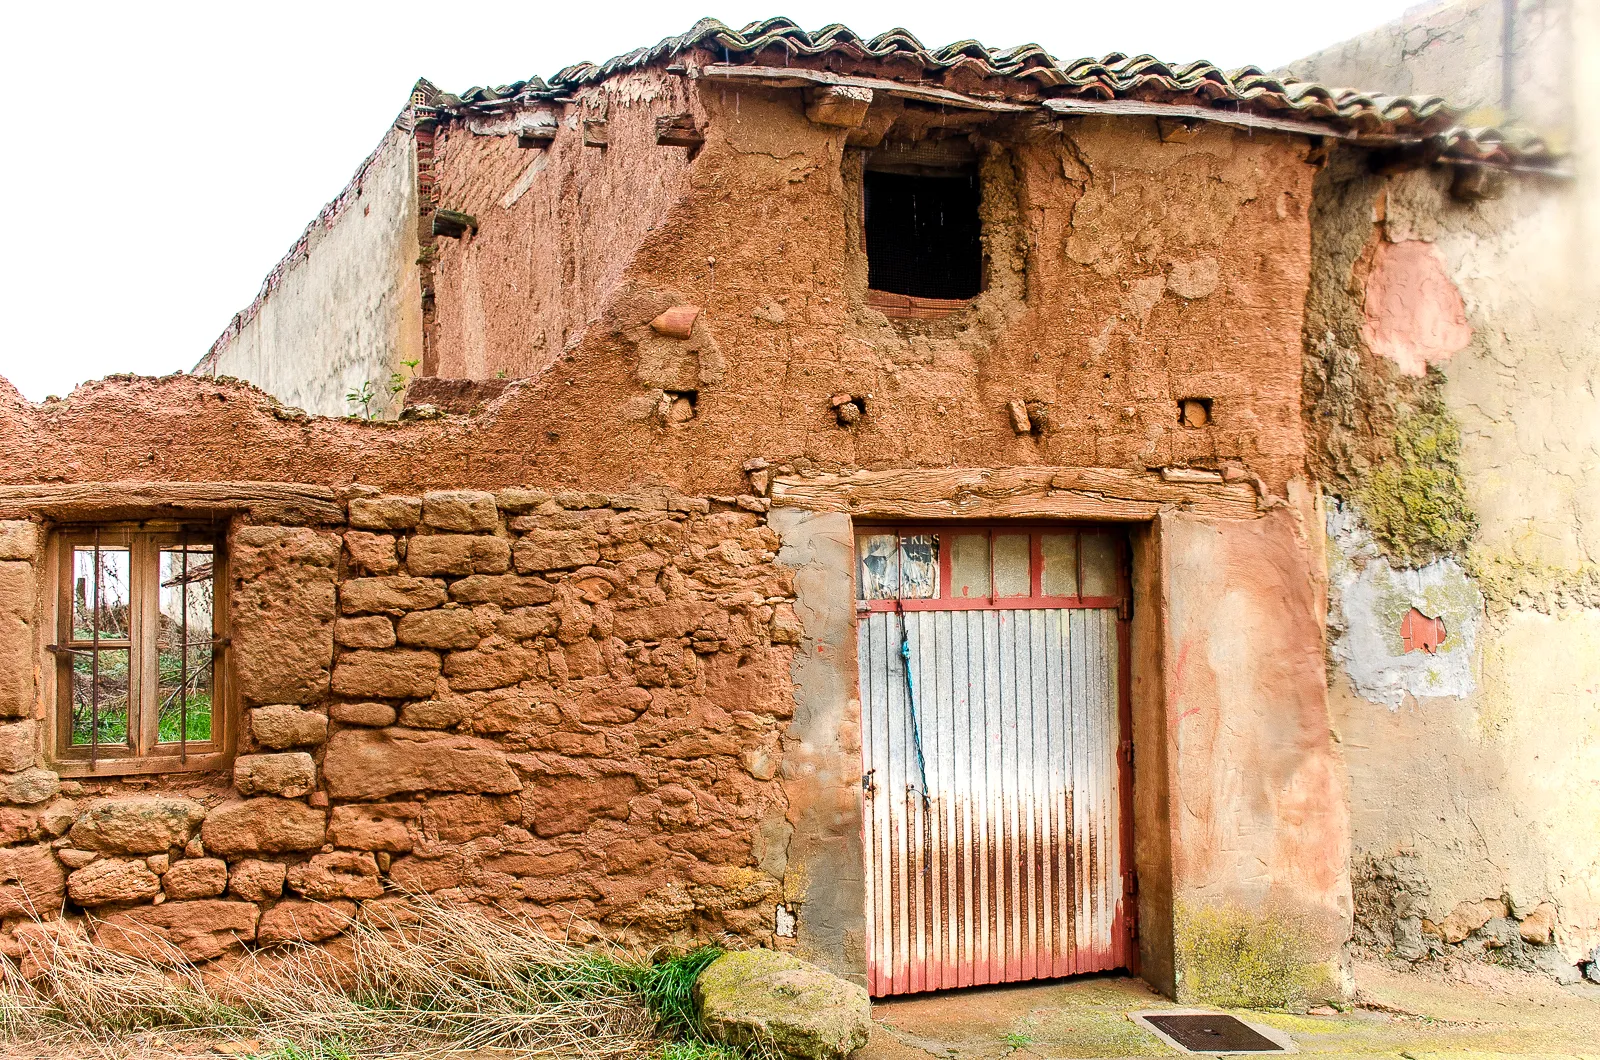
[1306, 134, 1600, 966]
[1160, 508, 1352, 998]
[1282, 0, 1573, 142]
[203, 125, 424, 418]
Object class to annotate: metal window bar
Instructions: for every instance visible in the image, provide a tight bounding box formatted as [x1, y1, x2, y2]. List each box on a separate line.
[91, 529, 100, 767]
[179, 531, 188, 763]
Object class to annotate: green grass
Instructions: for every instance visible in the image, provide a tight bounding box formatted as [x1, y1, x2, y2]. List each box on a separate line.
[248, 1042, 356, 1060]
[1002, 1030, 1036, 1048]
[618, 946, 725, 1042]
[658, 1042, 744, 1060]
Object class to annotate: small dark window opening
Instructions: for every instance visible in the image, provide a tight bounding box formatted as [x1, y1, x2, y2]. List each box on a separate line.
[864, 169, 982, 300]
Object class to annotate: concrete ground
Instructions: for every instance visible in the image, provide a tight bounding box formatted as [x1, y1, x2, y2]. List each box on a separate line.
[858, 958, 1600, 1059]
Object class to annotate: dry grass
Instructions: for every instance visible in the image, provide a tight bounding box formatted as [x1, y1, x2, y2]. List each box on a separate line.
[0, 896, 674, 1059]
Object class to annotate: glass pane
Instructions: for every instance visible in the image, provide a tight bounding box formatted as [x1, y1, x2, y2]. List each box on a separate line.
[994, 533, 1031, 598]
[70, 647, 132, 748]
[1082, 533, 1120, 597]
[858, 534, 898, 600]
[1041, 533, 1079, 596]
[157, 545, 215, 744]
[71, 547, 130, 642]
[949, 533, 991, 600]
[898, 534, 940, 599]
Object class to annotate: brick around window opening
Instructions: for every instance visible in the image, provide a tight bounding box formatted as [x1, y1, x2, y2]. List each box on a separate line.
[49, 524, 231, 776]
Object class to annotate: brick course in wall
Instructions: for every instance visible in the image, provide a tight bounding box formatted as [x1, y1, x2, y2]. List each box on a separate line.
[0, 488, 798, 962]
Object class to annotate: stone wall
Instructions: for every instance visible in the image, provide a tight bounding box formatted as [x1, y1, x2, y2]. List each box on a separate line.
[0, 489, 800, 962]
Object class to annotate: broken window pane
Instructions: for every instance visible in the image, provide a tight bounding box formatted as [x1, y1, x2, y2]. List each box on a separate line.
[949, 533, 991, 599]
[858, 534, 898, 600]
[157, 545, 215, 744]
[70, 646, 131, 748]
[1082, 533, 1120, 597]
[994, 533, 1031, 598]
[72, 546, 130, 642]
[899, 534, 940, 599]
[1041, 533, 1079, 596]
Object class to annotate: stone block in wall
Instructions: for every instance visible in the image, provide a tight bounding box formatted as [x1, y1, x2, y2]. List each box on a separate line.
[387, 849, 466, 894]
[523, 774, 637, 838]
[234, 752, 317, 797]
[493, 606, 557, 640]
[0, 844, 65, 918]
[3, 769, 58, 806]
[228, 858, 286, 902]
[328, 802, 421, 852]
[422, 491, 498, 532]
[200, 798, 327, 857]
[448, 574, 555, 606]
[406, 535, 511, 577]
[231, 527, 339, 706]
[0, 560, 34, 721]
[495, 489, 552, 513]
[321, 727, 521, 800]
[249, 705, 329, 749]
[514, 530, 600, 572]
[94, 899, 260, 963]
[442, 645, 535, 692]
[0, 719, 36, 772]
[422, 793, 520, 843]
[0, 523, 38, 562]
[334, 616, 396, 648]
[67, 857, 162, 906]
[341, 577, 448, 615]
[286, 851, 383, 900]
[398, 698, 470, 729]
[162, 857, 228, 900]
[331, 649, 441, 699]
[258, 898, 355, 946]
[68, 795, 207, 854]
[344, 531, 399, 574]
[348, 495, 422, 530]
[329, 701, 398, 727]
[397, 608, 481, 650]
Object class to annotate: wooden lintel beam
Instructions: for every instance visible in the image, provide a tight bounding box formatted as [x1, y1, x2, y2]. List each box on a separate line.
[0, 482, 345, 525]
[770, 467, 1261, 522]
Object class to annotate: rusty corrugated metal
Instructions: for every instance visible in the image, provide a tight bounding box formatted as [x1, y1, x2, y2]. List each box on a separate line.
[860, 607, 1129, 996]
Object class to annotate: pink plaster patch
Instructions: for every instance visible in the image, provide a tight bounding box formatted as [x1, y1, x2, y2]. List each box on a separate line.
[1361, 240, 1473, 376]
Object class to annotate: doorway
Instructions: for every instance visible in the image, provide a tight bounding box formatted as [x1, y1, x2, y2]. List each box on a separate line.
[854, 524, 1135, 996]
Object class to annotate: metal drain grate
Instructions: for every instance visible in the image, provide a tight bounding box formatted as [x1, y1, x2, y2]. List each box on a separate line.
[1135, 1012, 1289, 1053]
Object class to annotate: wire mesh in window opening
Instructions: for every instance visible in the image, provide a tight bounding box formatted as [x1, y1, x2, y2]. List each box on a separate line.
[864, 169, 982, 300]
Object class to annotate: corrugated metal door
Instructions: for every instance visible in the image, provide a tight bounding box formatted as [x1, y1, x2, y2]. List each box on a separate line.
[856, 528, 1132, 997]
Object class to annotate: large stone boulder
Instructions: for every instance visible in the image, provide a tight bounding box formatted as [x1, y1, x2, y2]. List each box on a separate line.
[694, 949, 871, 1060]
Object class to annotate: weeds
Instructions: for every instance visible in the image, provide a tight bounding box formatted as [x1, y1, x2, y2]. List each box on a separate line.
[0, 895, 714, 1058]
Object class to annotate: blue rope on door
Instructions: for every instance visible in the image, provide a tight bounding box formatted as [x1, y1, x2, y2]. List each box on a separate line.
[895, 600, 932, 808]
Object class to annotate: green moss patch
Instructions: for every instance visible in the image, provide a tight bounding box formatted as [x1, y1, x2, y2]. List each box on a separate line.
[1174, 902, 1331, 1010]
[1357, 398, 1476, 566]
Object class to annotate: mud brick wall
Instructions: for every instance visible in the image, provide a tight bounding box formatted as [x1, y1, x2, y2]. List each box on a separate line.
[0, 490, 799, 963]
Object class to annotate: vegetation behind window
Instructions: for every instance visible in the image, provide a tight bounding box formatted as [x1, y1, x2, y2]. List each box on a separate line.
[53, 526, 226, 773]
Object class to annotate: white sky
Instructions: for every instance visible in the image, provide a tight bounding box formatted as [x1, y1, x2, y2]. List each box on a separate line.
[0, 0, 1415, 401]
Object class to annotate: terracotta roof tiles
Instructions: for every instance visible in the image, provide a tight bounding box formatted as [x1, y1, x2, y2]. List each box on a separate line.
[431, 17, 1555, 168]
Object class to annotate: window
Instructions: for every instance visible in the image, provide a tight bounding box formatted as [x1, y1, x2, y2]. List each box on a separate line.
[51, 526, 228, 774]
[855, 525, 1125, 611]
[863, 140, 983, 313]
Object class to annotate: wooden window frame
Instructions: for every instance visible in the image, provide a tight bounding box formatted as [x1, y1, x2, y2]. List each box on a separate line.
[48, 522, 232, 777]
[853, 522, 1128, 613]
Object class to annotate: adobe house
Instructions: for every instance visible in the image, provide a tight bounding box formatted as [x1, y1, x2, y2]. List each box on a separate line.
[0, 16, 1581, 999]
